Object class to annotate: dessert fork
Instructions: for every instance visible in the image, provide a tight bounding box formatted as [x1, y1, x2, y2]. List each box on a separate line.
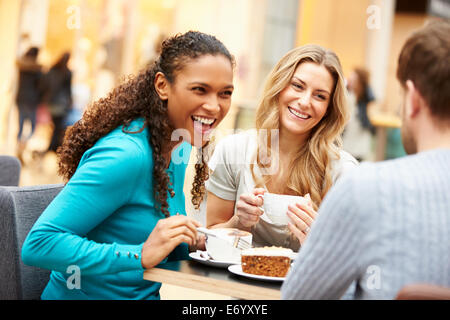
[233, 236, 252, 250]
[196, 227, 217, 238]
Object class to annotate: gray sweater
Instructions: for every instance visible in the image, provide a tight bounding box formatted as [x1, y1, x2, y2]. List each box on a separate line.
[281, 149, 450, 299]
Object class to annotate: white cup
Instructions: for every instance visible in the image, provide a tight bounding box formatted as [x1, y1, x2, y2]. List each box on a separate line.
[204, 228, 252, 263]
[258, 192, 309, 226]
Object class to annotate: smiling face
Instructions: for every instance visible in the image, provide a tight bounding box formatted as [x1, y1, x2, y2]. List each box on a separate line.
[278, 61, 334, 142]
[155, 54, 234, 148]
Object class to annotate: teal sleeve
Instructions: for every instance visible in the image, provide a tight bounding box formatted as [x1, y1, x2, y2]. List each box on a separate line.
[22, 136, 146, 275]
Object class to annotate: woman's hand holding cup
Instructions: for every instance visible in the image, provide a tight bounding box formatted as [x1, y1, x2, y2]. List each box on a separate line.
[235, 188, 266, 229]
[287, 194, 317, 245]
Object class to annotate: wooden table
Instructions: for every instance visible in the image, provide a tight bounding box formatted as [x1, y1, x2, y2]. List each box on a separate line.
[143, 260, 281, 300]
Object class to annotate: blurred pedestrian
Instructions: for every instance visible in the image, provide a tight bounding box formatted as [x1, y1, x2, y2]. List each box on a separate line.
[348, 68, 376, 135]
[343, 67, 376, 161]
[15, 47, 44, 163]
[43, 52, 73, 153]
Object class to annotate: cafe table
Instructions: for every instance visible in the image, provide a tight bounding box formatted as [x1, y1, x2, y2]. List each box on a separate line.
[370, 112, 402, 161]
[143, 260, 282, 300]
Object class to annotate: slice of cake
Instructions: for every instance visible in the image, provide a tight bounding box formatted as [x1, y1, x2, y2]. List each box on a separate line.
[241, 246, 293, 277]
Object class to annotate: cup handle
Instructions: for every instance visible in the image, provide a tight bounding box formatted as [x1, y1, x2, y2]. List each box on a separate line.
[256, 194, 264, 213]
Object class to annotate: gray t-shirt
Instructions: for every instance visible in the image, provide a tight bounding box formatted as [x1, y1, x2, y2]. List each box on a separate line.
[206, 130, 358, 250]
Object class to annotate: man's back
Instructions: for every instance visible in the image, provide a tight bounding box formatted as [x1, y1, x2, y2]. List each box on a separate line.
[282, 149, 450, 299]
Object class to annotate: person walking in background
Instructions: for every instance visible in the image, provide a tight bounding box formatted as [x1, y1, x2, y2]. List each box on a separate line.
[15, 47, 44, 163]
[43, 52, 73, 153]
[282, 20, 450, 300]
[342, 67, 376, 161]
[348, 68, 376, 135]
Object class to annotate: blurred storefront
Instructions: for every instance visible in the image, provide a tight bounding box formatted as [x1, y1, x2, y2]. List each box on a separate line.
[0, 0, 298, 153]
[296, 0, 444, 160]
[0, 0, 446, 158]
[0, 0, 22, 154]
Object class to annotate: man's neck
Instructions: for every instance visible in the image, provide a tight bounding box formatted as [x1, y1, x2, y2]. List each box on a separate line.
[416, 121, 450, 153]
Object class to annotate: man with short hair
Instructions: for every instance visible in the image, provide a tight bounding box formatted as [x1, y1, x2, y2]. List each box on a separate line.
[281, 20, 450, 300]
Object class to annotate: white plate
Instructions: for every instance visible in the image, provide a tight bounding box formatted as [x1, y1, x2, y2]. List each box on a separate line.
[227, 264, 286, 282]
[189, 251, 238, 268]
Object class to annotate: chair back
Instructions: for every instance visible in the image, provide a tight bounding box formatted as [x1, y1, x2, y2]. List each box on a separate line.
[0, 155, 21, 186]
[396, 283, 450, 300]
[0, 184, 63, 299]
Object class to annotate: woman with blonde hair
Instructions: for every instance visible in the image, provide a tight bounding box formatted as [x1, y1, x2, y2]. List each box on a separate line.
[206, 44, 358, 250]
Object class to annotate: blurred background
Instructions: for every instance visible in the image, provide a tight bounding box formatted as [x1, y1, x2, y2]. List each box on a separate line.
[0, 0, 449, 299]
[2, 0, 449, 184]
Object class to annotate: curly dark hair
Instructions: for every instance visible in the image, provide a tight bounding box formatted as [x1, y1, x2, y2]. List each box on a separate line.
[57, 31, 234, 217]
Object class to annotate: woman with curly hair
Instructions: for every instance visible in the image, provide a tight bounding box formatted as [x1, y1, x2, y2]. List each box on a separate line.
[206, 44, 357, 251]
[22, 31, 235, 299]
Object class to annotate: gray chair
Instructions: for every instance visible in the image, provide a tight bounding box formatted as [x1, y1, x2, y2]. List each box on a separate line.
[396, 284, 450, 300]
[0, 184, 63, 299]
[0, 155, 21, 186]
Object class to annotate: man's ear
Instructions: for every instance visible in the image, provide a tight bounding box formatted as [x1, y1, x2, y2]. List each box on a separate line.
[154, 72, 170, 100]
[405, 80, 422, 118]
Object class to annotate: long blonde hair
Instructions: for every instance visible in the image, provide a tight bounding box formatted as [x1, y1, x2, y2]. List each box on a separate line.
[250, 44, 349, 210]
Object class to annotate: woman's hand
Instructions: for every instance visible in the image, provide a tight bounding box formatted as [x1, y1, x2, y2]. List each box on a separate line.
[234, 188, 266, 229]
[189, 233, 206, 252]
[287, 194, 317, 245]
[141, 214, 201, 269]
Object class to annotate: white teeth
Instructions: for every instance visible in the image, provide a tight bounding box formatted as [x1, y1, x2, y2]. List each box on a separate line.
[192, 116, 215, 125]
[288, 107, 310, 119]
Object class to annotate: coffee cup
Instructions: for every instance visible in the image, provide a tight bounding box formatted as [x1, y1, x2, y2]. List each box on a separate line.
[258, 192, 309, 226]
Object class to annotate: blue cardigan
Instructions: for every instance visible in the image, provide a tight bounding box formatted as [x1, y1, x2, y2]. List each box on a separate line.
[22, 119, 192, 299]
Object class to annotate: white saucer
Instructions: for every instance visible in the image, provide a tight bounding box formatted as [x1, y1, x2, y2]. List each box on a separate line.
[189, 251, 238, 268]
[227, 264, 286, 282]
